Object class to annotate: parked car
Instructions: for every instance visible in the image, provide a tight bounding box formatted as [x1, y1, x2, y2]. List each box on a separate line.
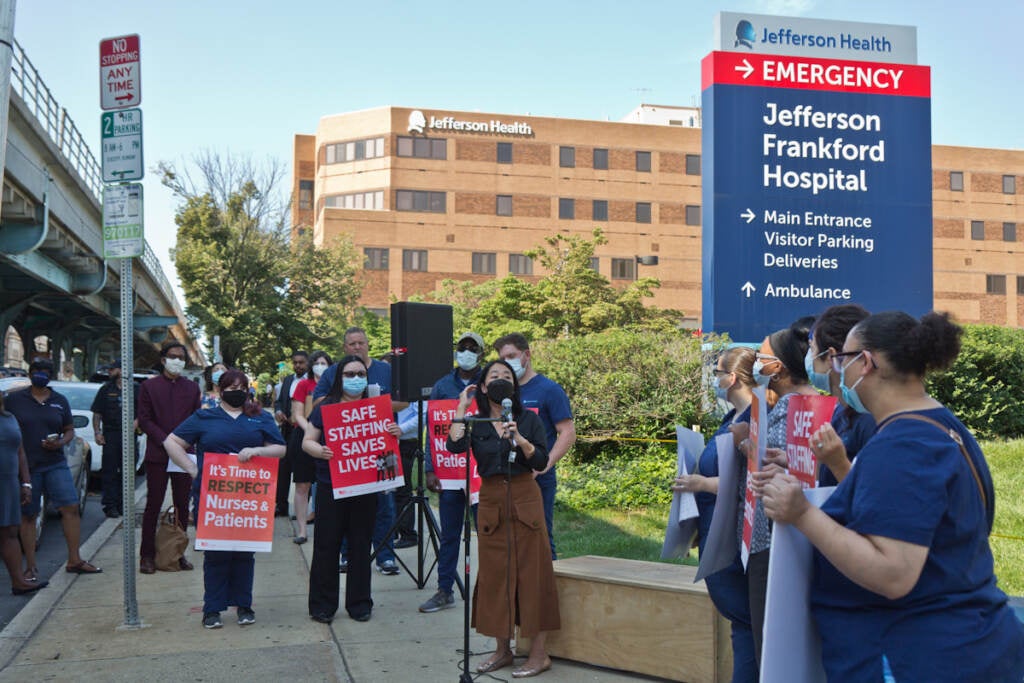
[47, 380, 146, 488]
[0, 377, 90, 548]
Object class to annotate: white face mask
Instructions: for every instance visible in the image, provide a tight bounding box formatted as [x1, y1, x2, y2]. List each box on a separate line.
[312, 363, 328, 378]
[164, 358, 186, 376]
[505, 356, 526, 379]
[455, 350, 479, 371]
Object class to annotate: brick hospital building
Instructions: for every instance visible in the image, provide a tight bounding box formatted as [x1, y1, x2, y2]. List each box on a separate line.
[291, 105, 1023, 329]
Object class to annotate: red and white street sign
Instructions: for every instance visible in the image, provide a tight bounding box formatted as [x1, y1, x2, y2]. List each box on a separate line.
[100, 34, 141, 110]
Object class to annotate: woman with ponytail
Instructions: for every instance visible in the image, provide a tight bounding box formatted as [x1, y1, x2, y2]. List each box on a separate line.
[759, 311, 1024, 682]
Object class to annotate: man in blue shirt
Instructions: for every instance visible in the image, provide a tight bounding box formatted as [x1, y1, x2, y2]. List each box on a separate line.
[494, 333, 575, 560]
[8, 359, 102, 578]
[418, 331, 485, 613]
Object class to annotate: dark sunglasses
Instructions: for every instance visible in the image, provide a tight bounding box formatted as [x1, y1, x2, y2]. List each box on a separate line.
[342, 371, 367, 378]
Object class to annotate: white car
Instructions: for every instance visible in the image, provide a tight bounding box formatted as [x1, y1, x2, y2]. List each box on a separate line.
[48, 380, 146, 487]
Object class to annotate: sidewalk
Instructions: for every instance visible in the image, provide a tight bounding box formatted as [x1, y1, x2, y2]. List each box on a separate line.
[0, 489, 656, 683]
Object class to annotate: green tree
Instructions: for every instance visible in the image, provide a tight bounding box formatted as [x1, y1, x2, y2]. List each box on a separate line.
[161, 152, 362, 370]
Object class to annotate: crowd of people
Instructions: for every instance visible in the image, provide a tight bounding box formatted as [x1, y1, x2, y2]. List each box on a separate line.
[2, 307, 1022, 681]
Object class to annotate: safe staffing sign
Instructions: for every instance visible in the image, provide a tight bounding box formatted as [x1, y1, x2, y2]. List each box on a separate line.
[100, 34, 141, 110]
[701, 14, 932, 342]
[321, 395, 403, 499]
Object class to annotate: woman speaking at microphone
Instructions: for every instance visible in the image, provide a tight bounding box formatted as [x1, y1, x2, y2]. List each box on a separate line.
[448, 359, 559, 679]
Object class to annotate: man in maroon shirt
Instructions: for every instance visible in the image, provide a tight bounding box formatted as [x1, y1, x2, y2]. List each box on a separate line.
[137, 342, 201, 574]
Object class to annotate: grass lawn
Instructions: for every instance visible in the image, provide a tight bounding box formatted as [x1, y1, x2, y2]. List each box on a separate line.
[555, 438, 1024, 596]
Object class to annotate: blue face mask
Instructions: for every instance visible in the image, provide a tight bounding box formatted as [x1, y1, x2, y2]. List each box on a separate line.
[839, 353, 869, 414]
[505, 357, 526, 379]
[804, 349, 831, 393]
[30, 372, 50, 388]
[211, 370, 224, 384]
[751, 360, 773, 387]
[712, 374, 732, 402]
[343, 376, 368, 396]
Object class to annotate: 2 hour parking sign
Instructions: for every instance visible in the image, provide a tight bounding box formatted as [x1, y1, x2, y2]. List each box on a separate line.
[701, 16, 932, 342]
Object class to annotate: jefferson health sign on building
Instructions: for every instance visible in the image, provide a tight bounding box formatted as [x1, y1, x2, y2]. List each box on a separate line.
[701, 15, 932, 342]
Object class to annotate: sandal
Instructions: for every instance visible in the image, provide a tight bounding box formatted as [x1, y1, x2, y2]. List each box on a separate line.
[476, 652, 514, 674]
[66, 560, 103, 574]
[23, 568, 39, 583]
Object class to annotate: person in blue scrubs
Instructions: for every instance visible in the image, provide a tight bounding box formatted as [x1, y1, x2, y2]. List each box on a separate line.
[673, 345, 758, 683]
[802, 304, 875, 486]
[759, 311, 1024, 682]
[165, 370, 286, 630]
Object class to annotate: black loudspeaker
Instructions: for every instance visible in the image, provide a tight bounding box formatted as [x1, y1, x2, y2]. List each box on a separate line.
[390, 302, 454, 402]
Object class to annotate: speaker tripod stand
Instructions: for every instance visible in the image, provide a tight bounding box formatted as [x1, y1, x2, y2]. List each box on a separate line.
[373, 395, 465, 597]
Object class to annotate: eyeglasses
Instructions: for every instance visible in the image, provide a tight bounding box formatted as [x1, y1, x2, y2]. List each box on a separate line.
[830, 350, 876, 373]
[712, 368, 732, 376]
[342, 371, 367, 378]
[755, 353, 779, 363]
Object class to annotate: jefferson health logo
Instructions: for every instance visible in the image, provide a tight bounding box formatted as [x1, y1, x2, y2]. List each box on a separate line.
[408, 110, 426, 134]
[735, 20, 756, 49]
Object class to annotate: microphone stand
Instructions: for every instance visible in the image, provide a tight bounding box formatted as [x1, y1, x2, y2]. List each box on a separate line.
[451, 413, 503, 683]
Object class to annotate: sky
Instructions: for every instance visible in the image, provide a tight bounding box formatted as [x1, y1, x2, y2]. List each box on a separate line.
[10, 0, 1023, 310]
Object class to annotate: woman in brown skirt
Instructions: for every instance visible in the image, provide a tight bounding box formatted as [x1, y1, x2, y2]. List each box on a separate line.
[448, 359, 560, 678]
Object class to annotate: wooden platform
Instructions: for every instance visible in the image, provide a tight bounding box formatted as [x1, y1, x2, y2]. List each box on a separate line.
[518, 555, 732, 682]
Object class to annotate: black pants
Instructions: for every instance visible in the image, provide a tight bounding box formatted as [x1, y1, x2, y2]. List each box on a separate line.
[392, 439, 418, 539]
[747, 549, 771, 667]
[275, 424, 293, 513]
[100, 430, 124, 512]
[308, 482, 377, 619]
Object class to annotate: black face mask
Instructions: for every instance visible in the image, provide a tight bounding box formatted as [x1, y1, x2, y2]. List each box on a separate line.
[485, 379, 514, 404]
[222, 390, 248, 408]
[30, 372, 50, 388]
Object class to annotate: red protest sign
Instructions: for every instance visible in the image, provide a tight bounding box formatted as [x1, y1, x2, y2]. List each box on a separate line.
[785, 394, 838, 488]
[742, 387, 769, 569]
[321, 395, 403, 499]
[427, 399, 482, 503]
[195, 452, 278, 552]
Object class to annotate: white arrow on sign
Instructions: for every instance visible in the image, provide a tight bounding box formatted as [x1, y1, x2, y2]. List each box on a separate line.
[734, 59, 754, 79]
[741, 208, 756, 224]
[741, 282, 756, 298]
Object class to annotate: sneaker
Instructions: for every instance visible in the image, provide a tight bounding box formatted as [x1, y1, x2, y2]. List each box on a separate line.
[419, 590, 455, 613]
[237, 607, 255, 625]
[376, 559, 400, 576]
[393, 535, 418, 549]
[202, 612, 222, 629]
[338, 559, 348, 573]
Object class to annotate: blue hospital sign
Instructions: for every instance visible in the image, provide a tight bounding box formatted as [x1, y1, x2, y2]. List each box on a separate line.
[700, 50, 932, 341]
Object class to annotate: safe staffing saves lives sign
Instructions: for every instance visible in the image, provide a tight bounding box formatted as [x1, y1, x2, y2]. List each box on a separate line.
[195, 453, 279, 552]
[321, 396, 403, 499]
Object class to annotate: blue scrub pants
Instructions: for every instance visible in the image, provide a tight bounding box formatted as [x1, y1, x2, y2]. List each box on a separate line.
[705, 558, 758, 683]
[203, 550, 254, 613]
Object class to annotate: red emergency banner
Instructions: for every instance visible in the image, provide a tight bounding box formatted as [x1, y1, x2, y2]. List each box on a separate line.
[321, 395, 403, 499]
[427, 399, 482, 504]
[742, 387, 769, 569]
[195, 452, 278, 552]
[785, 394, 838, 488]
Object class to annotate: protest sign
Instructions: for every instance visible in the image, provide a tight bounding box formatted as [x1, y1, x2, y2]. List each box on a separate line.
[742, 386, 768, 569]
[786, 395, 839, 488]
[321, 395, 403, 499]
[761, 486, 835, 683]
[195, 452, 278, 552]
[427, 399, 482, 503]
[661, 425, 703, 560]
[695, 431, 742, 582]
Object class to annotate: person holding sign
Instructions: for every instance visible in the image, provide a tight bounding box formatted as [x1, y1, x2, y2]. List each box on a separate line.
[740, 319, 817, 666]
[759, 311, 1024, 682]
[303, 355, 402, 623]
[447, 360, 558, 678]
[803, 304, 875, 486]
[673, 346, 758, 683]
[164, 370, 286, 630]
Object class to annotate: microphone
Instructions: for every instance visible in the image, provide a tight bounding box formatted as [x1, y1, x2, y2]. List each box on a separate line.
[501, 398, 516, 463]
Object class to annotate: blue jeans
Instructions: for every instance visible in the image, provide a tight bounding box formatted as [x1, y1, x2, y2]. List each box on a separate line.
[536, 468, 557, 559]
[203, 549, 254, 613]
[23, 462, 78, 516]
[438, 488, 477, 595]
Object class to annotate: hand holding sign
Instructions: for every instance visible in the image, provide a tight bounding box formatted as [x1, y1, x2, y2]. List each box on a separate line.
[760, 471, 812, 525]
[809, 423, 849, 479]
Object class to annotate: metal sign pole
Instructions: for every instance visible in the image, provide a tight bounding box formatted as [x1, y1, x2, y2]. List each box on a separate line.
[119, 256, 140, 627]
